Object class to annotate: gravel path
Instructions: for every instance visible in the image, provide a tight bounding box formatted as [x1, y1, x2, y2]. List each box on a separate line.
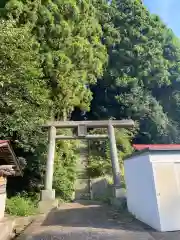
[16, 202, 180, 240]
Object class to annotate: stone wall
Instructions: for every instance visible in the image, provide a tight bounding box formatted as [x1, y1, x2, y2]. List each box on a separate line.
[91, 177, 112, 200]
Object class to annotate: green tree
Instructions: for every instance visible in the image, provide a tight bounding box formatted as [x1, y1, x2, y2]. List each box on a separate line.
[0, 20, 50, 149]
[87, 0, 180, 145]
[1, 0, 108, 198]
[0, 20, 51, 193]
[2, 0, 180, 198]
[3, 0, 107, 119]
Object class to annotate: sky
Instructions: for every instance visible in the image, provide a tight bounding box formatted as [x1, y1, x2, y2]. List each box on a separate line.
[143, 0, 180, 36]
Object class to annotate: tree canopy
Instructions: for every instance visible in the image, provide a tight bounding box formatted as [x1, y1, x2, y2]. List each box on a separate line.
[3, 0, 107, 119]
[1, 0, 180, 197]
[86, 0, 180, 144]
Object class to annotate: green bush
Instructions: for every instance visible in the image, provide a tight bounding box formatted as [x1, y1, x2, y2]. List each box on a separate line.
[53, 132, 79, 201]
[105, 175, 113, 185]
[88, 128, 134, 179]
[6, 195, 37, 216]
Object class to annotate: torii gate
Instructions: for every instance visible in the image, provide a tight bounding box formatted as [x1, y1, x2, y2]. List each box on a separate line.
[40, 120, 134, 203]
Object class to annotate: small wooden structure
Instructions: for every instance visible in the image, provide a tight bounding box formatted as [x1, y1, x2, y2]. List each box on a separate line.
[41, 120, 134, 202]
[0, 140, 22, 176]
[0, 140, 22, 219]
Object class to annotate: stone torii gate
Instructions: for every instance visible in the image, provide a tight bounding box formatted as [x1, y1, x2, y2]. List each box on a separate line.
[40, 120, 134, 204]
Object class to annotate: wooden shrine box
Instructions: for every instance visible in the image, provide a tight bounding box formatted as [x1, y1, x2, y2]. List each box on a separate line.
[0, 140, 22, 220]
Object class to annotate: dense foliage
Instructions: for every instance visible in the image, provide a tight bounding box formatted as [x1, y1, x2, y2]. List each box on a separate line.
[87, 128, 134, 179]
[6, 194, 37, 216]
[1, 0, 180, 197]
[3, 0, 107, 118]
[53, 130, 80, 201]
[0, 0, 107, 196]
[87, 0, 180, 145]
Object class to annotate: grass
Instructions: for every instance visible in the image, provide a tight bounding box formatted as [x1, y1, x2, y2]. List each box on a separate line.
[6, 194, 38, 217]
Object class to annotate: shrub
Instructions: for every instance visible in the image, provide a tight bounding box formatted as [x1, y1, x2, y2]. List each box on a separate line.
[53, 132, 79, 201]
[88, 128, 134, 179]
[6, 195, 37, 216]
[105, 175, 113, 185]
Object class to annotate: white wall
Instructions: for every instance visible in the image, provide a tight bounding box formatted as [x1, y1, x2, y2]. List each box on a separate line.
[150, 152, 180, 231]
[124, 154, 160, 230]
[150, 152, 180, 163]
[0, 193, 6, 220]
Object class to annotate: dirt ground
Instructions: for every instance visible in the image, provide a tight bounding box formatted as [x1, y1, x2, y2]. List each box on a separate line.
[16, 201, 180, 240]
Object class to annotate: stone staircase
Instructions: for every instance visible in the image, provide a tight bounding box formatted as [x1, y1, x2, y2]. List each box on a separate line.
[74, 140, 90, 200]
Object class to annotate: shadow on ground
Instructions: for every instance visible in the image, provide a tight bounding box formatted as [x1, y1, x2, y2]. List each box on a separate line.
[42, 204, 146, 232]
[16, 202, 180, 240]
[24, 230, 144, 240]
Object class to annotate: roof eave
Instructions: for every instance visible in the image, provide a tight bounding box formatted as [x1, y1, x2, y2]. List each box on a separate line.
[7, 144, 23, 176]
[125, 148, 180, 161]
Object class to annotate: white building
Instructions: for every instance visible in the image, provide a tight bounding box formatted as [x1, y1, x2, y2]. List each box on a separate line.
[124, 144, 180, 232]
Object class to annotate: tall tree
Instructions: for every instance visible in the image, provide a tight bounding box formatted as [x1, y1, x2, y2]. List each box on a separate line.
[3, 0, 107, 119]
[0, 20, 51, 193]
[1, 0, 108, 196]
[87, 0, 180, 144]
[0, 20, 50, 149]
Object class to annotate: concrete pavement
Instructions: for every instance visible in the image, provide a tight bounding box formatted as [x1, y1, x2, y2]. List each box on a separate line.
[16, 202, 180, 240]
